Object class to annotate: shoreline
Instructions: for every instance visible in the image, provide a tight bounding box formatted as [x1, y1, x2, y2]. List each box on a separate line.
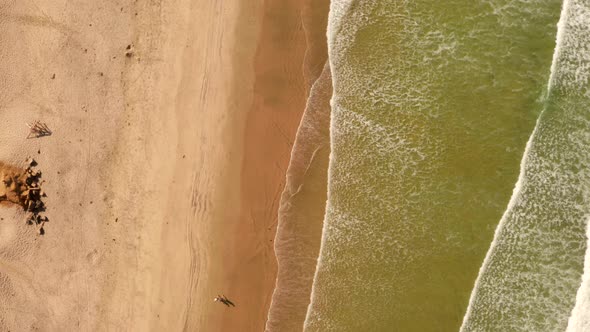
[266, 62, 332, 332]
[265, 0, 332, 329]
[213, 0, 312, 330]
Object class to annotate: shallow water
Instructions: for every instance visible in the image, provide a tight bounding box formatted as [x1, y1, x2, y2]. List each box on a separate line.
[303, 1, 563, 331]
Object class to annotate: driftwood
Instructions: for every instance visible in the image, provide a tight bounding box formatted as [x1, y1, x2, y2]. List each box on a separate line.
[26, 121, 52, 139]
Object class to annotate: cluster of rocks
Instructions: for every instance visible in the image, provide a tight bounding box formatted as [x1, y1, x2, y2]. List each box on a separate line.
[0, 158, 48, 234]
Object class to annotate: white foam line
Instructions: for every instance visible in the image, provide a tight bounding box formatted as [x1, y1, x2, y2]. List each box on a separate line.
[459, 113, 540, 331]
[459, 1, 570, 329]
[548, 0, 571, 92]
[302, 0, 352, 329]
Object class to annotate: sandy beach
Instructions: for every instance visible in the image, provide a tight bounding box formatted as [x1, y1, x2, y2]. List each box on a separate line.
[0, 0, 329, 331]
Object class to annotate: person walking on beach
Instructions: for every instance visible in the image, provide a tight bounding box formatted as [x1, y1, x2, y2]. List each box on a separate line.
[214, 294, 236, 307]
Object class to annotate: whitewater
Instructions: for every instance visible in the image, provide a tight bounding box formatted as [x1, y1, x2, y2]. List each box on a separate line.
[265, 0, 590, 330]
[461, 0, 590, 330]
[300, 0, 562, 331]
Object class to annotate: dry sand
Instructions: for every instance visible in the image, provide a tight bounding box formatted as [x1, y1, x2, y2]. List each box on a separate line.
[0, 0, 327, 331]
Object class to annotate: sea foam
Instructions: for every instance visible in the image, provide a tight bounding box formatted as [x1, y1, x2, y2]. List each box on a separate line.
[461, 1, 590, 330]
[307, 0, 561, 330]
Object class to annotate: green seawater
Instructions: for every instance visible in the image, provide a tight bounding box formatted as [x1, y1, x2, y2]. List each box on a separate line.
[463, 1, 590, 330]
[305, 1, 562, 331]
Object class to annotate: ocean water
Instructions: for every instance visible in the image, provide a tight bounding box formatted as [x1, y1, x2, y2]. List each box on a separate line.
[300, 0, 567, 331]
[463, 1, 590, 330]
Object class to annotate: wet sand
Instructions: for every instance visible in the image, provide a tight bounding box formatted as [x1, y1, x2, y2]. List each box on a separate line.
[266, 63, 332, 332]
[265, 1, 331, 329]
